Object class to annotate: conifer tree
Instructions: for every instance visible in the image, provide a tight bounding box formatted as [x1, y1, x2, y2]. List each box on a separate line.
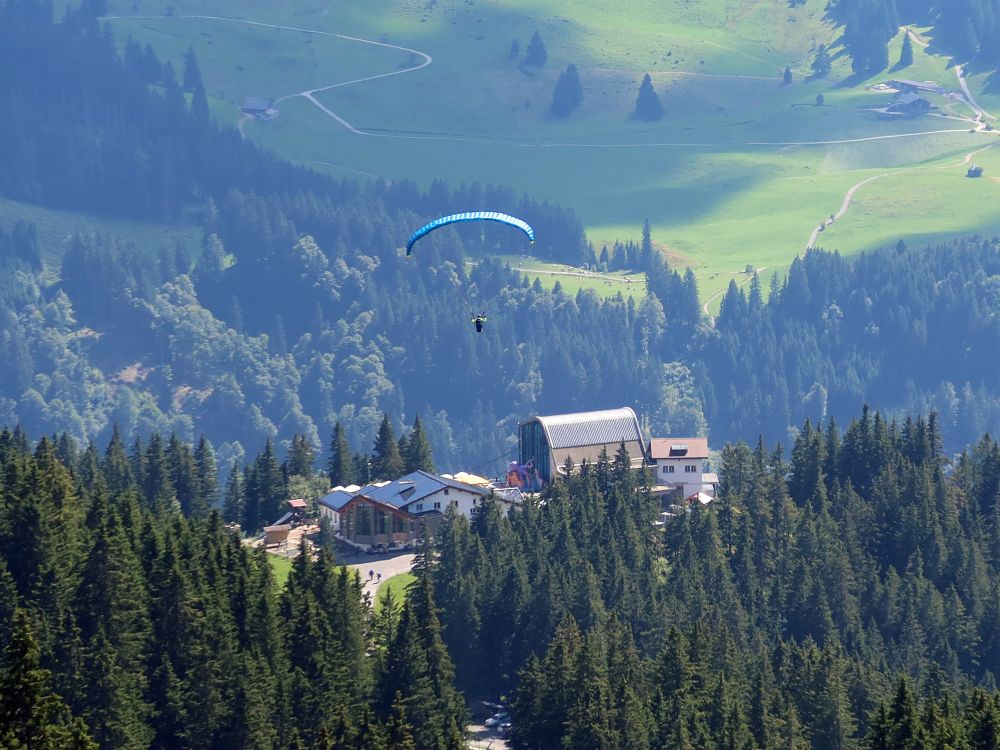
[378, 575, 467, 749]
[550, 64, 583, 118]
[387, 691, 417, 750]
[141, 433, 173, 510]
[633, 73, 663, 121]
[0, 610, 97, 749]
[327, 422, 355, 486]
[182, 46, 203, 91]
[167, 433, 198, 516]
[103, 425, 133, 496]
[525, 31, 547, 67]
[899, 32, 914, 68]
[193, 434, 217, 516]
[222, 460, 243, 525]
[372, 414, 405, 481]
[508, 38, 520, 60]
[287, 433, 315, 477]
[404, 416, 436, 474]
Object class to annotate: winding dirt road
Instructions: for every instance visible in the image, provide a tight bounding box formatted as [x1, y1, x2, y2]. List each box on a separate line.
[106, 14, 432, 136]
[108, 15, 987, 154]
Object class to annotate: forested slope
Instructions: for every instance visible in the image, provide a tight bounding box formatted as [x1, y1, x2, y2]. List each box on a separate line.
[0, 426, 466, 749]
[432, 408, 1000, 749]
[8, 410, 1000, 748]
[832, 0, 1000, 75]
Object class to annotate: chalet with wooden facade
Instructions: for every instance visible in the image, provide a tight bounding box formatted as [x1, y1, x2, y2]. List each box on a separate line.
[317, 471, 523, 550]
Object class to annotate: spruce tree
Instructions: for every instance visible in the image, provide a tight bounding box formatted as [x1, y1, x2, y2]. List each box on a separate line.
[508, 38, 520, 60]
[103, 425, 134, 496]
[812, 44, 831, 76]
[167, 433, 198, 516]
[327, 422, 355, 487]
[550, 64, 583, 118]
[633, 73, 663, 121]
[222, 460, 244, 525]
[378, 575, 467, 749]
[182, 46, 203, 90]
[783, 66, 793, 84]
[372, 414, 405, 480]
[193, 435, 217, 516]
[525, 31, 547, 67]
[287, 433, 315, 478]
[899, 32, 914, 68]
[404, 416, 436, 474]
[387, 692, 417, 750]
[0, 610, 97, 749]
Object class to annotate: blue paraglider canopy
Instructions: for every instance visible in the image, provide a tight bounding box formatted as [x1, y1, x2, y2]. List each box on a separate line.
[406, 211, 535, 255]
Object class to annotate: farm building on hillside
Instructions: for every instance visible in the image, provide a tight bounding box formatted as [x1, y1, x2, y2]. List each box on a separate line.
[874, 91, 931, 118]
[888, 79, 945, 94]
[889, 92, 931, 114]
[517, 407, 648, 488]
[240, 96, 280, 119]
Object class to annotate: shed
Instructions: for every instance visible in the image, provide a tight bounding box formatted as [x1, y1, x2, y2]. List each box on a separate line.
[240, 96, 280, 119]
[968, 165, 984, 178]
[262, 524, 292, 547]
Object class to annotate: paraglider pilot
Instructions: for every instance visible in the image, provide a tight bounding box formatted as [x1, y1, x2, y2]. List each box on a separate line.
[471, 312, 487, 333]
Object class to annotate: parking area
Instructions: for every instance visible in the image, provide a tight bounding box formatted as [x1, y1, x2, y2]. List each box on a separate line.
[467, 702, 511, 750]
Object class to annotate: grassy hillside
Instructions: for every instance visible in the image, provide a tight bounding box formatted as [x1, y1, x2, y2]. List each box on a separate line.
[0, 195, 201, 271]
[106, 0, 1000, 309]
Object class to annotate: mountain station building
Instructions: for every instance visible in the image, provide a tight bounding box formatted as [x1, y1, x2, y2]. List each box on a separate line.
[517, 407, 649, 487]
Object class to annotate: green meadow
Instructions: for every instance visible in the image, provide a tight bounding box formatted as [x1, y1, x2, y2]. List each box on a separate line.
[106, 0, 1000, 309]
[0, 195, 201, 272]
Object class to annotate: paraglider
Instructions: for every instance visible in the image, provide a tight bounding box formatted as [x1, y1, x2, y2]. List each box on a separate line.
[405, 211, 535, 255]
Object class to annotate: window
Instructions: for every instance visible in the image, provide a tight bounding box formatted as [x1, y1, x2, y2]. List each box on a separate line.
[663, 464, 675, 474]
[472, 498, 477, 505]
[355, 505, 371, 536]
[451, 500, 457, 508]
[415, 503, 423, 511]
[434, 501, 441, 510]
[444, 488, 450, 495]
[393, 514, 405, 533]
[685, 464, 697, 473]
[376, 511, 387, 535]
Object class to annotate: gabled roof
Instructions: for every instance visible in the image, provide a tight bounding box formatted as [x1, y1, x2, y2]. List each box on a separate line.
[894, 91, 928, 106]
[368, 470, 491, 508]
[523, 407, 644, 450]
[317, 472, 490, 513]
[649, 438, 709, 460]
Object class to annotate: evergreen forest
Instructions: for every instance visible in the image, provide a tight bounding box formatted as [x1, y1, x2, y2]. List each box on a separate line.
[831, 0, 1000, 75]
[9, 409, 1000, 747]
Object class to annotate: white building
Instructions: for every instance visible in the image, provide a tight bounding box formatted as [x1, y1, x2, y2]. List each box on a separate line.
[317, 471, 523, 536]
[648, 438, 716, 499]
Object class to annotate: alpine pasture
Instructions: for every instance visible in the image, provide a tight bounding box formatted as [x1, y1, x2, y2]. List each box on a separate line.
[108, 0, 1000, 307]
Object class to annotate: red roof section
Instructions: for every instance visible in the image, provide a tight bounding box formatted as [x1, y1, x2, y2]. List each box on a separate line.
[288, 498, 307, 508]
[649, 438, 709, 460]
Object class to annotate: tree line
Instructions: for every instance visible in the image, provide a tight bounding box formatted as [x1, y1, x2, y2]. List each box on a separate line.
[429, 407, 1000, 748]
[830, 0, 1000, 74]
[0, 424, 466, 749]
